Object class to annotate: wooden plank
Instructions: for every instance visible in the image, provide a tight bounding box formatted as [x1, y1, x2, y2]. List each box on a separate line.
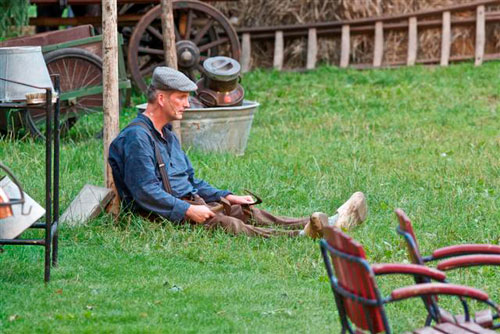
[414, 327, 446, 334]
[475, 5, 486, 66]
[306, 28, 317, 70]
[459, 322, 497, 333]
[60, 184, 114, 227]
[273, 30, 284, 70]
[434, 322, 474, 334]
[441, 11, 451, 66]
[407, 16, 417, 66]
[475, 309, 493, 328]
[373, 21, 384, 67]
[340, 24, 350, 68]
[240, 13, 500, 42]
[241, 33, 251, 73]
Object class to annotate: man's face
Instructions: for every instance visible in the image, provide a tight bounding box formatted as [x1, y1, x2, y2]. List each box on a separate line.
[159, 90, 190, 121]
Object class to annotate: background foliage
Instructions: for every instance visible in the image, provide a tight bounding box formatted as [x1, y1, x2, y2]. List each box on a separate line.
[0, 0, 30, 39]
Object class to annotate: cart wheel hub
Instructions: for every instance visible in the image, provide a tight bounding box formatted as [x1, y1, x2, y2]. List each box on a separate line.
[176, 40, 200, 69]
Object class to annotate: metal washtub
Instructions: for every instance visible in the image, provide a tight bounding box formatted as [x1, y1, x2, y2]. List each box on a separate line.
[137, 100, 259, 156]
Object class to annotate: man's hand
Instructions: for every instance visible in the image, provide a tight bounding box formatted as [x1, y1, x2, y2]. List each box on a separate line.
[185, 205, 215, 223]
[225, 194, 254, 205]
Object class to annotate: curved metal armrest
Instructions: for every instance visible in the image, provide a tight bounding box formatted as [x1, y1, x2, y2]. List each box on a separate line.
[390, 283, 491, 303]
[372, 263, 446, 281]
[437, 255, 500, 271]
[432, 244, 500, 260]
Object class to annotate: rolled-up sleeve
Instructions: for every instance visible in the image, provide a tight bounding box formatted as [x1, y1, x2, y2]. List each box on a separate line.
[184, 154, 231, 202]
[122, 129, 190, 222]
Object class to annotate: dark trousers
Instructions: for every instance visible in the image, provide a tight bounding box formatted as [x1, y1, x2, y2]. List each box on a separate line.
[187, 195, 309, 237]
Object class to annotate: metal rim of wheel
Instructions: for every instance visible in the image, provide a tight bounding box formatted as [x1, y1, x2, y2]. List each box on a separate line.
[127, 0, 241, 93]
[24, 47, 103, 139]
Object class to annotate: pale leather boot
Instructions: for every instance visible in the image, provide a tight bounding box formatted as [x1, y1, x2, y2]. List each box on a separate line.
[334, 192, 367, 230]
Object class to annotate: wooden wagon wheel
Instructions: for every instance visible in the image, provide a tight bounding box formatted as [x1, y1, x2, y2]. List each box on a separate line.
[24, 48, 103, 139]
[127, 0, 241, 93]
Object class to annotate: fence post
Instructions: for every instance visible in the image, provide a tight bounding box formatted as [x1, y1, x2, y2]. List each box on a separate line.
[407, 16, 417, 66]
[306, 28, 317, 70]
[102, 0, 119, 193]
[241, 33, 251, 73]
[373, 21, 384, 67]
[440, 11, 451, 66]
[475, 5, 485, 66]
[273, 30, 284, 70]
[160, 0, 181, 142]
[340, 25, 350, 68]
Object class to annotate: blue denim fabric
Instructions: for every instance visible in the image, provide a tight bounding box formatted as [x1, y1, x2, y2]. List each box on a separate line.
[108, 113, 231, 222]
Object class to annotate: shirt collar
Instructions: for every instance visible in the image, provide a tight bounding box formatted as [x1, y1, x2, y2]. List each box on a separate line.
[136, 113, 173, 139]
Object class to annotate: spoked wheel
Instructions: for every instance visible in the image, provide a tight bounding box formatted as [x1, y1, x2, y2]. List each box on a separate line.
[24, 48, 103, 140]
[127, 0, 240, 93]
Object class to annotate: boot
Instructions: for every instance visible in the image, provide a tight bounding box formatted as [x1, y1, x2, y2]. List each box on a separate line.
[334, 192, 367, 230]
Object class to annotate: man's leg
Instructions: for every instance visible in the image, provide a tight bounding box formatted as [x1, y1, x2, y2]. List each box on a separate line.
[202, 213, 300, 238]
[243, 206, 310, 229]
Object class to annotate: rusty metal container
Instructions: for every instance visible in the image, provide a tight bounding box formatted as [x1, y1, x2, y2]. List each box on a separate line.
[196, 56, 244, 107]
[0, 46, 54, 102]
[137, 100, 259, 156]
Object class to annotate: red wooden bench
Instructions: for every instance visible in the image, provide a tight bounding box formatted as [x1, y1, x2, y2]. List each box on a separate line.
[395, 208, 500, 328]
[319, 226, 500, 333]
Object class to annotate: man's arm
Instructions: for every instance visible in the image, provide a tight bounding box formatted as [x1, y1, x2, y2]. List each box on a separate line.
[122, 129, 190, 222]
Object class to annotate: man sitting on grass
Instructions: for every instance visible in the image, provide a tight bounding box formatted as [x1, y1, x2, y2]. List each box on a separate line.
[108, 67, 367, 237]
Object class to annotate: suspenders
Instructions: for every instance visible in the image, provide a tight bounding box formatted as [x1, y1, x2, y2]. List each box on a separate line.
[128, 122, 173, 194]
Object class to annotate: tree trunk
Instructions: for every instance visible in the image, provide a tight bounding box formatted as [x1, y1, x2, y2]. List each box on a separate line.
[102, 0, 120, 214]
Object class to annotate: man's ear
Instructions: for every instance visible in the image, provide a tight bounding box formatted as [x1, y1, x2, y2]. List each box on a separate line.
[157, 91, 165, 107]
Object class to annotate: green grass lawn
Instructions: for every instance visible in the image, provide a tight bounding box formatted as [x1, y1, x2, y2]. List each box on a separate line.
[0, 63, 499, 333]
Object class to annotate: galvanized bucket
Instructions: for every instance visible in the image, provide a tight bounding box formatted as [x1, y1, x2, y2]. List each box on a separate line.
[0, 46, 54, 102]
[137, 100, 259, 156]
[181, 100, 258, 156]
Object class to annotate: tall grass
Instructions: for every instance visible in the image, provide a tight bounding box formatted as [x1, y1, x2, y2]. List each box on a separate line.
[0, 63, 499, 333]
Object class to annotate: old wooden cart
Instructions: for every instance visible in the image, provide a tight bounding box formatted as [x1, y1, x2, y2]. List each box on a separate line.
[30, 0, 241, 92]
[0, 25, 130, 138]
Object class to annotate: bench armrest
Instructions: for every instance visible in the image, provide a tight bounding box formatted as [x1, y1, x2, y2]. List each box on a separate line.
[437, 254, 500, 271]
[432, 244, 500, 260]
[372, 263, 446, 281]
[391, 283, 489, 302]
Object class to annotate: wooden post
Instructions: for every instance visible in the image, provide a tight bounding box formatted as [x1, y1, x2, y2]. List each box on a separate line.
[373, 21, 383, 67]
[241, 33, 251, 73]
[102, 0, 119, 200]
[440, 11, 451, 66]
[407, 17, 417, 66]
[273, 30, 284, 70]
[160, 0, 182, 142]
[306, 28, 317, 70]
[340, 24, 350, 68]
[475, 5, 485, 66]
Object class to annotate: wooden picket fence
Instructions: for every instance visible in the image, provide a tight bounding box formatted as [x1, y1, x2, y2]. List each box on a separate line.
[237, 0, 500, 72]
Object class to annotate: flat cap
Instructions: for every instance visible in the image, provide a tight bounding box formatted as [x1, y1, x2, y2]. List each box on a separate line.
[150, 66, 197, 92]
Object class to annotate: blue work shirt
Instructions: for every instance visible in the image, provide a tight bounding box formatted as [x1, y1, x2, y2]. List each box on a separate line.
[108, 113, 231, 222]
